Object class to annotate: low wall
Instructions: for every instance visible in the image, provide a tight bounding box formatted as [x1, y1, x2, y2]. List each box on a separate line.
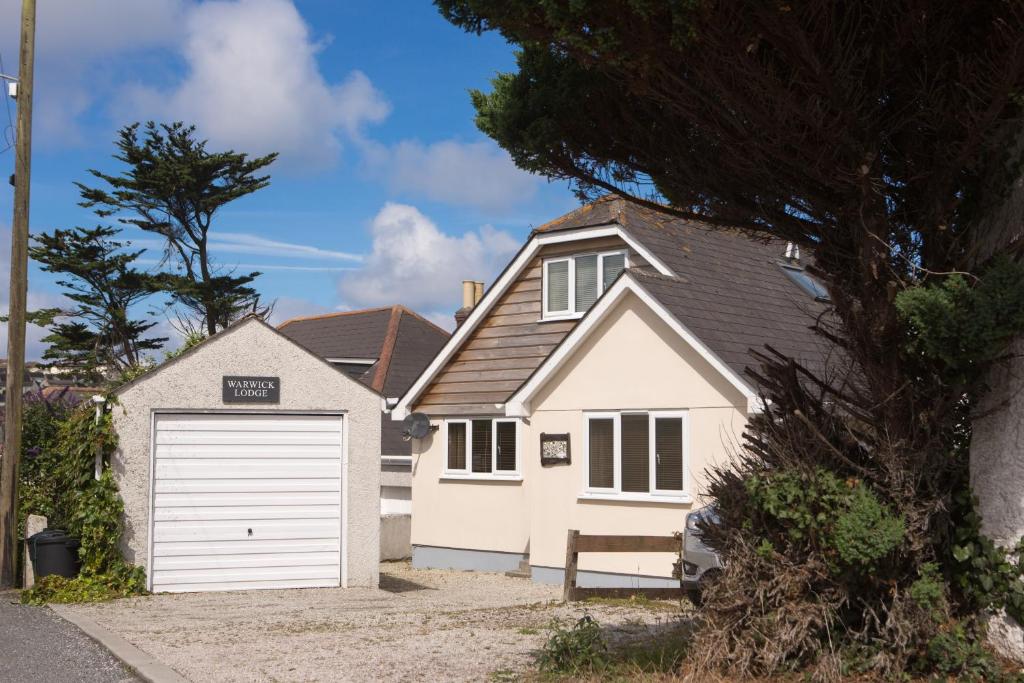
[381, 514, 411, 560]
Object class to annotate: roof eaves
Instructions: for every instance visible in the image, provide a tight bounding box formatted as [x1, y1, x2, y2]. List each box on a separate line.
[393, 222, 643, 418]
[113, 314, 262, 396]
[506, 270, 759, 416]
[114, 314, 386, 399]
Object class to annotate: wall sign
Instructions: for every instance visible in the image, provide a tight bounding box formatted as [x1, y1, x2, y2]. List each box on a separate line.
[540, 432, 571, 466]
[222, 376, 280, 403]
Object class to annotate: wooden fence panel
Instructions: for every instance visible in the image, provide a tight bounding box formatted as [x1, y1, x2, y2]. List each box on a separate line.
[562, 529, 683, 602]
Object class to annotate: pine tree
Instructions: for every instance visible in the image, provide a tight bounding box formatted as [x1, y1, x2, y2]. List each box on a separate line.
[77, 122, 278, 336]
[28, 225, 166, 379]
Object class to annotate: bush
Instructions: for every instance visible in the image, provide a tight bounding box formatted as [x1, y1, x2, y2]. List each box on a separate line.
[744, 468, 904, 574]
[16, 391, 75, 537]
[21, 565, 146, 605]
[908, 562, 948, 622]
[18, 400, 146, 603]
[534, 614, 608, 675]
[922, 621, 1013, 683]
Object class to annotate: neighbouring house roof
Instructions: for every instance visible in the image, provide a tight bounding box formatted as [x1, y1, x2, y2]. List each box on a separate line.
[113, 314, 382, 399]
[38, 385, 98, 405]
[397, 196, 832, 418]
[279, 305, 450, 455]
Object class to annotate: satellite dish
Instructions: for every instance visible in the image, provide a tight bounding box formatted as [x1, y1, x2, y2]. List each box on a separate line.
[403, 412, 434, 440]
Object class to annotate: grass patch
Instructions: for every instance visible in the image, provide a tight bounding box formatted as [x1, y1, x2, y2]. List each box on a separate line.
[517, 627, 541, 635]
[534, 613, 691, 680]
[21, 570, 146, 605]
[582, 595, 683, 613]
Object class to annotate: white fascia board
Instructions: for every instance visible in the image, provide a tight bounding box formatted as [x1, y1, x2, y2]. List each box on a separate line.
[392, 224, 674, 420]
[505, 274, 758, 417]
[326, 357, 377, 364]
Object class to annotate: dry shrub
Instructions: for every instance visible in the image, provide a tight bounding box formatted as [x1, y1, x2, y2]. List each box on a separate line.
[689, 537, 844, 679]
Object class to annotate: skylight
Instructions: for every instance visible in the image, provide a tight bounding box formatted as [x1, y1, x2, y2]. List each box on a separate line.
[780, 264, 830, 302]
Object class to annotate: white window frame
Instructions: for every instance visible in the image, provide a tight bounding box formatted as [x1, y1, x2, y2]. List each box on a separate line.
[542, 250, 627, 321]
[649, 410, 688, 496]
[442, 417, 521, 480]
[581, 410, 691, 503]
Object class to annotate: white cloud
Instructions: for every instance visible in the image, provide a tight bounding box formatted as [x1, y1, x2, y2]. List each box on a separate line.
[128, 231, 363, 264]
[0, 0, 187, 146]
[336, 203, 519, 326]
[120, 0, 390, 169]
[363, 138, 539, 211]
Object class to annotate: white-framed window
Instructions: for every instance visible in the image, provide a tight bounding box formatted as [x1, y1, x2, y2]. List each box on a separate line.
[444, 418, 520, 478]
[583, 411, 687, 498]
[542, 250, 627, 320]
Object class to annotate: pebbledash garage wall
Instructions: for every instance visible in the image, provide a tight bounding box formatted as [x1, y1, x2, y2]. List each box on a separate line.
[111, 316, 381, 591]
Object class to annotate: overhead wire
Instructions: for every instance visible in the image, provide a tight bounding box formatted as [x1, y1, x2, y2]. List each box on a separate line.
[0, 50, 14, 155]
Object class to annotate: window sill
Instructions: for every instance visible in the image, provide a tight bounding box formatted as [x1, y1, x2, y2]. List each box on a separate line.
[441, 473, 523, 482]
[539, 313, 584, 323]
[578, 491, 693, 505]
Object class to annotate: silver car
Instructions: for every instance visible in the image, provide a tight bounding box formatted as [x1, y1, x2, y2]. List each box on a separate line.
[681, 505, 722, 604]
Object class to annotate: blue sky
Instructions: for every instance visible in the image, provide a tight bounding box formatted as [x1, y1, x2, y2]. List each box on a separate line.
[0, 0, 579, 358]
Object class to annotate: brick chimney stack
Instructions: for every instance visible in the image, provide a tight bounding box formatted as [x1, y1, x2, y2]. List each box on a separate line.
[454, 280, 485, 327]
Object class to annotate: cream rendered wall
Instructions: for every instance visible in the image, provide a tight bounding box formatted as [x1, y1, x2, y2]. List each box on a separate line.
[112, 319, 382, 588]
[525, 292, 748, 577]
[410, 429, 530, 555]
[411, 291, 749, 580]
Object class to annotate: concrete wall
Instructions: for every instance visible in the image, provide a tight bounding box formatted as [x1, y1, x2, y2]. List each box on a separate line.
[380, 514, 411, 560]
[410, 292, 748, 581]
[112, 318, 382, 588]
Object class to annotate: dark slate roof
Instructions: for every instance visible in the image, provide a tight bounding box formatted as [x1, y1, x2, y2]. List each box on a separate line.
[277, 307, 395, 361]
[536, 196, 832, 382]
[382, 313, 450, 398]
[279, 306, 450, 456]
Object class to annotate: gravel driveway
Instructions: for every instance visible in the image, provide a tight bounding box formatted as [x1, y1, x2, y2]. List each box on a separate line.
[61, 562, 688, 682]
[0, 590, 137, 683]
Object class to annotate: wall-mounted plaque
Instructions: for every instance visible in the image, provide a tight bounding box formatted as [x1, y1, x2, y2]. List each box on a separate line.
[222, 376, 280, 404]
[540, 432, 571, 466]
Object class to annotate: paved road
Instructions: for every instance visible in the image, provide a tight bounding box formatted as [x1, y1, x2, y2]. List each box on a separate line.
[0, 591, 137, 683]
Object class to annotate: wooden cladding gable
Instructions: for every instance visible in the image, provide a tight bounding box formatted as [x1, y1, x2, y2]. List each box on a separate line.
[416, 235, 645, 415]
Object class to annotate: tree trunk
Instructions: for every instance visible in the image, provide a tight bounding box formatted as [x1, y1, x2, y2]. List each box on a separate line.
[970, 136, 1024, 662]
[971, 337, 1024, 661]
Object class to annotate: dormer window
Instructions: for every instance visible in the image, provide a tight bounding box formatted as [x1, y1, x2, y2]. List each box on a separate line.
[543, 250, 627, 319]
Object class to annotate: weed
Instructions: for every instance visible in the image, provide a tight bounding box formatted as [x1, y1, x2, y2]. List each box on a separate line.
[534, 614, 608, 675]
[533, 613, 692, 679]
[582, 595, 682, 613]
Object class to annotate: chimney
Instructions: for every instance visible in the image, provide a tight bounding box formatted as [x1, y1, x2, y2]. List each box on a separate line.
[454, 280, 485, 327]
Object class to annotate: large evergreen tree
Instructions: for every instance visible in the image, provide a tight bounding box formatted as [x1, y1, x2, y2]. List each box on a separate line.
[28, 225, 166, 378]
[77, 122, 278, 336]
[437, 0, 1024, 677]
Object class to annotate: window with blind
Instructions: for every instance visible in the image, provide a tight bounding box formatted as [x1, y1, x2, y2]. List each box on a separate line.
[585, 411, 687, 496]
[445, 418, 519, 477]
[543, 250, 627, 319]
[621, 414, 650, 493]
[447, 422, 467, 471]
[588, 418, 615, 489]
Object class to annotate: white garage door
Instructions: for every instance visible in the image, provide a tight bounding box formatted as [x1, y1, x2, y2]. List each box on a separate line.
[151, 413, 343, 593]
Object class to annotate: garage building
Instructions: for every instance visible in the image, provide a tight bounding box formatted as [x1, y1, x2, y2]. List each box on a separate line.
[110, 316, 381, 593]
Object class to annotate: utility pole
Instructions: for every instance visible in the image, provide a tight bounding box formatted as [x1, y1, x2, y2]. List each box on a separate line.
[0, 0, 36, 589]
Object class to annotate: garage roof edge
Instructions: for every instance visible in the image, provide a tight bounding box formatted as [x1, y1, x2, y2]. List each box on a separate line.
[112, 315, 384, 399]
